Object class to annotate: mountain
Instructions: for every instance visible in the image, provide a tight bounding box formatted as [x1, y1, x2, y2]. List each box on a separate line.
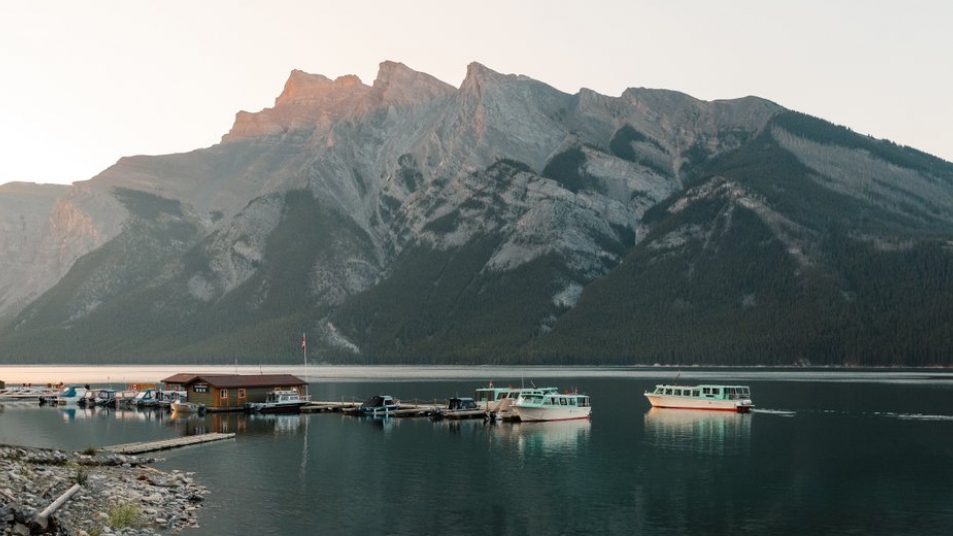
[1, 61, 952, 366]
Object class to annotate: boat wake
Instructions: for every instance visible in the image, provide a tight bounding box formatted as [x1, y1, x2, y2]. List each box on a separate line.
[751, 408, 796, 417]
[875, 412, 953, 422]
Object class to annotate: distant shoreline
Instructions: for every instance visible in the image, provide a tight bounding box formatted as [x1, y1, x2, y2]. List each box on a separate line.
[2, 363, 951, 385]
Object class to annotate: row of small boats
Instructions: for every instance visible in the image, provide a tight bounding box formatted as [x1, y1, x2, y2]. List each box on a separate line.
[31, 384, 192, 411]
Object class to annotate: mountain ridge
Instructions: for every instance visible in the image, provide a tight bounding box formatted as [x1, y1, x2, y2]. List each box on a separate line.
[1, 60, 951, 366]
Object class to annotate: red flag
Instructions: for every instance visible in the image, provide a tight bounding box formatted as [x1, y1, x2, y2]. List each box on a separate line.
[301, 333, 306, 349]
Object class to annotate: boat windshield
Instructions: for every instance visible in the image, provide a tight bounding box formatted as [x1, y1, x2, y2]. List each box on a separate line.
[521, 394, 545, 404]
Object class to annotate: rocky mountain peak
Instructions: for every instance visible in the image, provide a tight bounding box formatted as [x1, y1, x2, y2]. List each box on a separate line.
[223, 69, 372, 142]
[368, 61, 455, 108]
[274, 69, 366, 106]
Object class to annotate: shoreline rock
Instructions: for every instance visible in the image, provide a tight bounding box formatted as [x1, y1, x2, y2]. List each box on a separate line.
[1, 444, 206, 535]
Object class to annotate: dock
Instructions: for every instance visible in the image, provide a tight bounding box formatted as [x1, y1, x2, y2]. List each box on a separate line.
[300, 400, 453, 418]
[102, 432, 235, 454]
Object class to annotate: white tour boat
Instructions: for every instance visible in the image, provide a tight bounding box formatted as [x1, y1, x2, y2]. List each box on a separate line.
[473, 383, 560, 421]
[512, 391, 592, 422]
[644, 384, 754, 413]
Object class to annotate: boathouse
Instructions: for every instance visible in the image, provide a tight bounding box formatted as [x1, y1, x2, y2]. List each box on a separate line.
[160, 373, 307, 412]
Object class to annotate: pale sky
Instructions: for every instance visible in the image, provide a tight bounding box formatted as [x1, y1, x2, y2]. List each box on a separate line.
[2, 0, 951, 187]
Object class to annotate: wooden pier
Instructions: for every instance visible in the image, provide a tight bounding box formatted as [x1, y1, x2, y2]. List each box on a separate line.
[102, 432, 235, 454]
[301, 401, 442, 418]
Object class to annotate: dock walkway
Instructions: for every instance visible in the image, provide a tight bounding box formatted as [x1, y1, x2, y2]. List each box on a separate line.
[102, 432, 235, 454]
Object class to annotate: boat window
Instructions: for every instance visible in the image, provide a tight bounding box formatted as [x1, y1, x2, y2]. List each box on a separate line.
[692, 390, 699, 397]
[560, 398, 568, 405]
[664, 388, 673, 395]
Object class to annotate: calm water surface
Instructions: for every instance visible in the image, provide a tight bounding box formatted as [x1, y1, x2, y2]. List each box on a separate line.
[2, 367, 952, 535]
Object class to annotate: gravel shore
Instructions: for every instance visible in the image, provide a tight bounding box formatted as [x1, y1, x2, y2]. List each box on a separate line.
[1, 445, 207, 535]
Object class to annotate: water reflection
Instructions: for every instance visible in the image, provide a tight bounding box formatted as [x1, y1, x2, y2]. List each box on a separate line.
[643, 408, 751, 455]
[246, 413, 305, 435]
[491, 419, 592, 456]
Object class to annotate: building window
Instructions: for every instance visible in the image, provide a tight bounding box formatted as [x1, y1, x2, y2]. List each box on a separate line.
[194, 383, 208, 393]
[220, 389, 228, 400]
[238, 388, 246, 399]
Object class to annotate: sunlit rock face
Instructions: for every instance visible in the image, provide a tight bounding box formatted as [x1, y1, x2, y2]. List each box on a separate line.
[5, 59, 948, 366]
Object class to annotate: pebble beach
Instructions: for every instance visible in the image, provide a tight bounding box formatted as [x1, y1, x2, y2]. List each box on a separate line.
[1, 445, 206, 536]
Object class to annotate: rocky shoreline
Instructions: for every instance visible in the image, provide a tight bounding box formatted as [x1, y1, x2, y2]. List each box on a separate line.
[1, 445, 206, 535]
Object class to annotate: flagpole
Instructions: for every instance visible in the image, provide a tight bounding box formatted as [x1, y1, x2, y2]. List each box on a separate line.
[302, 332, 309, 396]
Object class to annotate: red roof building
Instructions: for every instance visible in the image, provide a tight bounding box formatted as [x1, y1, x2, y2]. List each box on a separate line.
[160, 373, 307, 412]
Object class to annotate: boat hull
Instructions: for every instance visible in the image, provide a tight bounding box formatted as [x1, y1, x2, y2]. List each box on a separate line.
[247, 402, 308, 414]
[644, 394, 752, 413]
[513, 405, 592, 422]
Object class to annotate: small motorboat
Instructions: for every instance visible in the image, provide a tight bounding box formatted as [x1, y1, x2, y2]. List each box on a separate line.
[55, 385, 90, 405]
[356, 395, 400, 416]
[431, 397, 485, 421]
[93, 389, 118, 407]
[244, 390, 311, 414]
[129, 388, 159, 408]
[170, 400, 205, 414]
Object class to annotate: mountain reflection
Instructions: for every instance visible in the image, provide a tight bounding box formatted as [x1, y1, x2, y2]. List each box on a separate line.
[643, 408, 751, 455]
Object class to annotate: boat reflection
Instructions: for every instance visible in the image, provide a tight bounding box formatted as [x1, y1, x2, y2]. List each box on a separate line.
[57, 405, 172, 423]
[59, 407, 95, 421]
[491, 419, 592, 456]
[643, 408, 751, 455]
[247, 413, 306, 435]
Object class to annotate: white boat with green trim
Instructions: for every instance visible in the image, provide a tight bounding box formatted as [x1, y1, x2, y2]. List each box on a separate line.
[644, 384, 754, 413]
[512, 391, 592, 422]
[473, 383, 560, 421]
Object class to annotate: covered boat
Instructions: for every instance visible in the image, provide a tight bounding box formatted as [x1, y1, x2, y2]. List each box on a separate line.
[431, 396, 485, 420]
[644, 384, 754, 413]
[55, 385, 90, 405]
[357, 395, 400, 416]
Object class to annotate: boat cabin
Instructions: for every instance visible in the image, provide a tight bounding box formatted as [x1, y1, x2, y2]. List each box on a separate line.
[446, 397, 479, 411]
[649, 385, 751, 400]
[473, 385, 559, 405]
[160, 373, 307, 412]
[358, 395, 400, 415]
[518, 393, 591, 408]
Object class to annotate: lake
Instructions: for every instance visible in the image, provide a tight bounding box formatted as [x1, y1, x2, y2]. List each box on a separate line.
[2, 366, 953, 535]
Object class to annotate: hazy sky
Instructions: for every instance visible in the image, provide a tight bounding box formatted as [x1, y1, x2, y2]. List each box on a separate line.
[2, 0, 951, 186]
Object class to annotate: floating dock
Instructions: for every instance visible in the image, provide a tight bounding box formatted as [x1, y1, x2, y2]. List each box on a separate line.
[102, 432, 235, 454]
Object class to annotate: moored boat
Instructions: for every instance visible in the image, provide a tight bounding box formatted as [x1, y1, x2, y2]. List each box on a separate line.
[170, 400, 205, 414]
[55, 385, 90, 405]
[93, 389, 118, 407]
[244, 390, 311, 414]
[431, 396, 485, 420]
[512, 391, 592, 422]
[643, 384, 754, 413]
[356, 395, 400, 416]
[128, 388, 159, 408]
[473, 384, 560, 421]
